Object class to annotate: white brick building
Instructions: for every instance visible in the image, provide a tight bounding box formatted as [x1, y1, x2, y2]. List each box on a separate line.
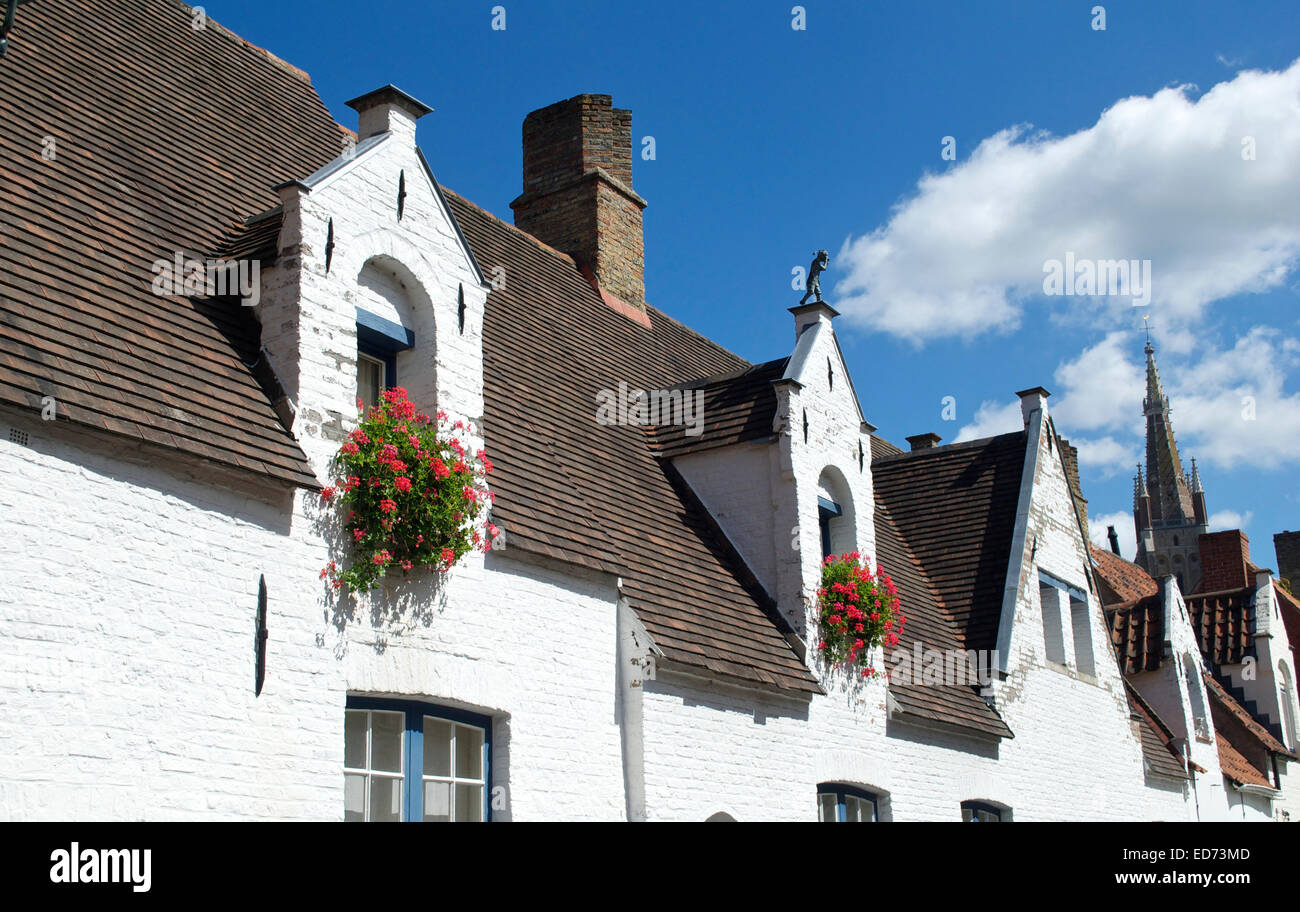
[0, 0, 1290, 822]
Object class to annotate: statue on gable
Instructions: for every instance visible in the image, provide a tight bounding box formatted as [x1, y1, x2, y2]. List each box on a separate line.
[799, 249, 830, 305]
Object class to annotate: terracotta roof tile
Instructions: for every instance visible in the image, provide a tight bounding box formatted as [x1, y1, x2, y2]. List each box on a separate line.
[645, 358, 787, 458]
[0, 0, 341, 486]
[1107, 594, 1165, 675]
[1185, 589, 1255, 666]
[445, 189, 819, 695]
[871, 433, 1026, 652]
[1091, 545, 1159, 605]
[875, 499, 1013, 739]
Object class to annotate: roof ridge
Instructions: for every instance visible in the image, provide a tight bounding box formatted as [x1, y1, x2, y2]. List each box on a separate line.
[872, 430, 1024, 465]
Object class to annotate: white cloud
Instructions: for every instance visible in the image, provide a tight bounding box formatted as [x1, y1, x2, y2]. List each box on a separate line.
[955, 327, 1300, 475]
[1050, 331, 1145, 435]
[952, 398, 1021, 443]
[1070, 436, 1142, 478]
[1208, 509, 1254, 532]
[1164, 327, 1300, 470]
[833, 59, 1300, 343]
[1090, 510, 1137, 561]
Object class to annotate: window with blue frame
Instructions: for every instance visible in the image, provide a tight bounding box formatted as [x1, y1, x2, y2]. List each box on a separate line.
[344, 697, 491, 822]
[818, 496, 842, 559]
[356, 309, 414, 409]
[817, 783, 879, 822]
[961, 800, 1004, 822]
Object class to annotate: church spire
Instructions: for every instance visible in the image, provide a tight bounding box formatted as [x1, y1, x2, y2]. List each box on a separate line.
[1141, 339, 1195, 526]
[1132, 335, 1209, 591]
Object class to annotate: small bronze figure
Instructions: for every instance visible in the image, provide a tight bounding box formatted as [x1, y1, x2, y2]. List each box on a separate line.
[799, 249, 830, 305]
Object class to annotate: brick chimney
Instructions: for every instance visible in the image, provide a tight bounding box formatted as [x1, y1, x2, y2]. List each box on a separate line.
[905, 433, 942, 451]
[1275, 531, 1300, 588]
[1198, 529, 1251, 592]
[510, 94, 647, 312]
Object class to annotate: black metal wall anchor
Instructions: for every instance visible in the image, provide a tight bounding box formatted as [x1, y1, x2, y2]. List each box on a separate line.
[254, 574, 268, 696]
[397, 170, 406, 220]
[324, 218, 335, 274]
[0, 0, 20, 57]
[457, 283, 465, 333]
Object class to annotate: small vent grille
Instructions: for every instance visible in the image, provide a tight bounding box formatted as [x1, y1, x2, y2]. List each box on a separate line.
[8, 427, 30, 447]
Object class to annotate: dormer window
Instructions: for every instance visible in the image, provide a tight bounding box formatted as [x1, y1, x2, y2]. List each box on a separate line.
[357, 350, 388, 409]
[816, 467, 855, 559]
[356, 308, 414, 410]
[819, 497, 842, 560]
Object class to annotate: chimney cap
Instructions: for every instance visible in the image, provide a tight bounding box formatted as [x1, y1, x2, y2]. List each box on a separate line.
[345, 84, 434, 119]
[905, 433, 943, 451]
[1015, 386, 1052, 400]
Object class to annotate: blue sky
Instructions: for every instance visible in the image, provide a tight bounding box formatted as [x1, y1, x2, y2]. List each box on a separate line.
[210, 0, 1300, 567]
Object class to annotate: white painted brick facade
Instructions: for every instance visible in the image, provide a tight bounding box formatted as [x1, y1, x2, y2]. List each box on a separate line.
[0, 94, 1280, 822]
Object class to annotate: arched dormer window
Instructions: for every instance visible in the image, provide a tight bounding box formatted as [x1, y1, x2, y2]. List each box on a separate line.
[817, 467, 855, 559]
[355, 257, 422, 408]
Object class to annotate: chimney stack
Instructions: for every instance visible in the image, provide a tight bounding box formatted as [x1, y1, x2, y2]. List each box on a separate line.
[1016, 387, 1051, 425]
[1274, 531, 1300, 588]
[1197, 530, 1251, 592]
[905, 433, 942, 452]
[510, 94, 647, 312]
[346, 85, 432, 145]
[1108, 525, 1121, 555]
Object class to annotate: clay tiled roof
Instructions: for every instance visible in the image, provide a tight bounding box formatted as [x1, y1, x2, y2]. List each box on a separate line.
[1124, 681, 1187, 779]
[0, 0, 345, 486]
[1091, 545, 1159, 606]
[871, 433, 1027, 653]
[645, 358, 787, 459]
[1107, 594, 1165, 675]
[1204, 673, 1287, 788]
[1185, 589, 1255, 666]
[1203, 673, 1289, 756]
[1215, 730, 1272, 788]
[444, 191, 818, 695]
[875, 499, 1013, 739]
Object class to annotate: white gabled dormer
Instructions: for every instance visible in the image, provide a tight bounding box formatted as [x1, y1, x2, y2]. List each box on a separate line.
[255, 85, 491, 478]
[669, 302, 875, 642]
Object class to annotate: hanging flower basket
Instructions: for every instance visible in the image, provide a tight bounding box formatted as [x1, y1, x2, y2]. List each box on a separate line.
[320, 387, 496, 591]
[815, 551, 904, 679]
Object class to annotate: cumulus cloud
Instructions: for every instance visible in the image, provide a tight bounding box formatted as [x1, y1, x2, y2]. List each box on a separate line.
[952, 399, 1022, 443]
[1209, 509, 1254, 532]
[1164, 327, 1300, 470]
[953, 326, 1300, 474]
[834, 59, 1300, 343]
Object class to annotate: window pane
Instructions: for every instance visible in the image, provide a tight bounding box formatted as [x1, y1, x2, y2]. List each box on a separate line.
[370, 711, 404, 774]
[344, 711, 367, 770]
[456, 724, 484, 780]
[846, 796, 862, 822]
[358, 355, 383, 409]
[344, 773, 366, 822]
[370, 776, 402, 822]
[423, 780, 451, 822]
[424, 717, 452, 778]
[818, 793, 837, 823]
[456, 783, 484, 822]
